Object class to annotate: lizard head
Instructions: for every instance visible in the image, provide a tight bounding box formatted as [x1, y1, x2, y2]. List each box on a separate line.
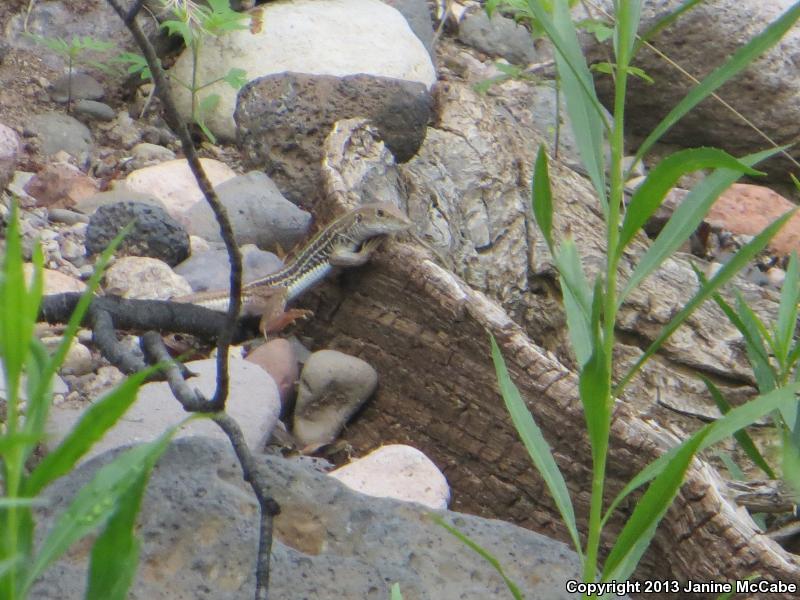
[352, 203, 412, 237]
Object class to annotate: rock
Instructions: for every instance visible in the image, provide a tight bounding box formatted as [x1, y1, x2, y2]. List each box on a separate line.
[103, 256, 192, 300]
[586, 0, 800, 178]
[48, 208, 89, 226]
[129, 142, 176, 169]
[104, 111, 141, 149]
[182, 171, 312, 250]
[237, 73, 431, 204]
[458, 8, 539, 64]
[0, 122, 20, 190]
[123, 158, 237, 217]
[0, 368, 67, 402]
[24, 264, 86, 294]
[32, 437, 585, 599]
[85, 201, 190, 266]
[60, 342, 94, 377]
[28, 112, 92, 161]
[169, 0, 436, 140]
[767, 267, 786, 288]
[246, 338, 299, 410]
[45, 359, 281, 463]
[330, 444, 450, 509]
[74, 188, 166, 215]
[72, 99, 115, 122]
[24, 162, 100, 209]
[706, 183, 800, 256]
[174, 244, 284, 291]
[294, 349, 378, 446]
[383, 0, 436, 54]
[48, 72, 104, 103]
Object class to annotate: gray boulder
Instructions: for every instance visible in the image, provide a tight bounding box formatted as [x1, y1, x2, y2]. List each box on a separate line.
[32, 437, 585, 599]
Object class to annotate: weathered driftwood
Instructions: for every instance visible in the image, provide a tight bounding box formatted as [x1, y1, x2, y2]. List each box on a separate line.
[297, 72, 800, 593]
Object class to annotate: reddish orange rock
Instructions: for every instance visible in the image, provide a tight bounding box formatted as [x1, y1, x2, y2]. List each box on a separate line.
[707, 183, 800, 256]
[245, 338, 298, 410]
[24, 162, 99, 209]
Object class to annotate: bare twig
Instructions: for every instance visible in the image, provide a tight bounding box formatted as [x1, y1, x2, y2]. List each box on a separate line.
[105, 0, 243, 412]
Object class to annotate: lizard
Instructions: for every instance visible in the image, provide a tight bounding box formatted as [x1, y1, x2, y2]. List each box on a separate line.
[172, 202, 412, 336]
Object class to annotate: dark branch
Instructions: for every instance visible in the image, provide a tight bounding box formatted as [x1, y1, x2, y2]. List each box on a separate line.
[104, 0, 243, 411]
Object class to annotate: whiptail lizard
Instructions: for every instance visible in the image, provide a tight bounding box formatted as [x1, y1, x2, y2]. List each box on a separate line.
[172, 203, 411, 336]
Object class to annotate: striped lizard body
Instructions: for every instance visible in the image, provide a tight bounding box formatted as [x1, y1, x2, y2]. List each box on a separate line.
[172, 203, 411, 333]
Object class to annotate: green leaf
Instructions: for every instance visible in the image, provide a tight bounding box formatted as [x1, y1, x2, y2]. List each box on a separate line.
[580, 279, 611, 468]
[617, 148, 763, 257]
[433, 515, 524, 600]
[733, 292, 778, 393]
[222, 67, 248, 89]
[626, 66, 654, 84]
[775, 251, 799, 367]
[557, 238, 593, 366]
[390, 583, 403, 600]
[620, 146, 786, 302]
[637, 0, 705, 49]
[613, 0, 642, 67]
[86, 457, 153, 600]
[23, 365, 161, 496]
[23, 425, 181, 593]
[781, 428, 800, 502]
[616, 208, 796, 393]
[490, 335, 582, 558]
[161, 19, 194, 46]
[701, 376, 776, 479]
[602, 426, 709, 582]
[636, 1, 800, 162]
[603, 382, 800, 526]
[575, 18, 614, 42]
[532, 145, 554, 252]
[525, 0, 609, 207]
[694, 264, 776, 395]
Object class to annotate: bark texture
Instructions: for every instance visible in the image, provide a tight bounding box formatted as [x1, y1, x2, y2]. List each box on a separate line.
[296, 71, 800, 593]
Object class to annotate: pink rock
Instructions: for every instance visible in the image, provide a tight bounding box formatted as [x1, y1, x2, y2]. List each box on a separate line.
[707, 183, 800, 256]
[24, 162, 99, 209]
[0, 123, 20, 190]
[246, 338, 299, 409]
[24, 264, 86, 294]
[330, 444, 450, 510]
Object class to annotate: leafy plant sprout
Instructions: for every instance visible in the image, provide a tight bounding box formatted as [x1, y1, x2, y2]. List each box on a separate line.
[26, 35, 117, 113]
[440, 0, 800, 595]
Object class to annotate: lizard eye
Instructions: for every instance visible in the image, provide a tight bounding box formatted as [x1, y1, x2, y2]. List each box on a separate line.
[355, 213, 363, 223]
[376, 208, 385, 217]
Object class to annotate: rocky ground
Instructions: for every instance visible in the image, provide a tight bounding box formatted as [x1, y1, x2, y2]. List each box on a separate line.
[2, 0, 800, 597]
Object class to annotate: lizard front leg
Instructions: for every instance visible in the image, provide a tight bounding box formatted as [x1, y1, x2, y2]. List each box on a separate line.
[243, 287, 313, 339]
[329, 236, 386, 268]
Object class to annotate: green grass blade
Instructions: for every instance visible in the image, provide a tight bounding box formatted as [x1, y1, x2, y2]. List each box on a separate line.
[734, 293, 778, 387]
[602, 427, 709, 581]
[23, 424, 182, 593]
[692, 264, 776, 393]
[23, 365, 162, 496]
[701, 376, 776, 478]
[557, 239, 593, 366]
[636, 0, 704, 50]
[390, 583, 403, 600]
[580, 279, 611, 466]
[635, 1, 800, 162]
[30, 222, 134, 406]
[86, 454, 154, 599]
[525, 0, 608, 205]
[432, 515, 524, 600]
[532, 145, 554, 252]
[614, 0, 642, 64]
[1, 201, 31, 412]
[620, 146, 784, 302]
[490, 335, 582, 558]
[775, 251, 799, 366]
[617, 148, 763, 255]
[616, 208, 796, 394]
[603, 382, 800, 526]
[781, 428, 800, 500]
